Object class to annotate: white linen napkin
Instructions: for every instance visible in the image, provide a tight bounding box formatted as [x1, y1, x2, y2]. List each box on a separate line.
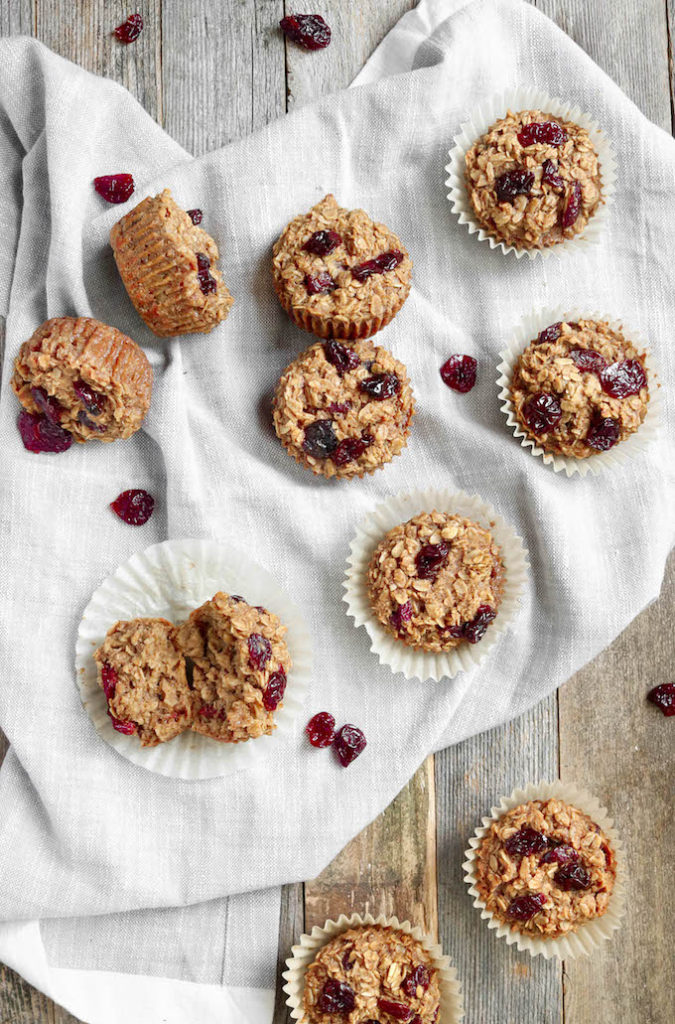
[0, 1, 673, 1021]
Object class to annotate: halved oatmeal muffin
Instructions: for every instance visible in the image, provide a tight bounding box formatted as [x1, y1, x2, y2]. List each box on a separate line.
[273, 338, 414, 479]
[178, 592, 291, 743]
[367, 511, 504, 652]
[465, 109, 603, 249]
[272, 194, 412, 340]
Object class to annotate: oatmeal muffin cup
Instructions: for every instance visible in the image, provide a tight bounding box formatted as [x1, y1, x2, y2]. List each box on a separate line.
[272, 194, 412, 339]
[283, 913, 463, 1024]
[178, 592, 292, 744]
[12, 316, 152, 444]
[463, 780, 626, 959]
[94, 617, 194, 747]
[498, 309, 660, 476]
[273, 338, 415, 479]
[344, 489, 528, 682]
[110, 188, 234, 336]
[445, 88, 616, 259]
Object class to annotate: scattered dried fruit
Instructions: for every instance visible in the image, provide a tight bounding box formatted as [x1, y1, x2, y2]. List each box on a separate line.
[306, 712, 336, 747]
[317, 979, 355, 1012]
[521, 392, 562, 435]
[109, 715, 137, 735]
[647, 683, 675, 717]
[390, 600, 413, 633]
[540, 844, 579, 866]
[561, 180, 582, 228]
[280, 13, 331, 50]
[101, 664, 118, 701]
[93, 173, 135, 204]
[402, 964, 430, 998]
[495, 169, 534, 203]
[324, 340, 360, 375]
[333, 724, 367, 767]
[333, 437, 370, 466]
[304, 229, 342, 256]
[570, 348, 607, 375]
[504, 827, 550, 858]
[302, 419, 338, 458]
[440, 353, 477, 393]
[415, 541, 449, 581]
[187, 209, 203, 225]
[18, 410, 73, 454]
[359, 373, 400, 401]
[110, 489, 155, 525]
[541, 159, 565, 191]
[263, 669, 286, 711]
[517, 121, 567, 147]
[196, 252, 217, 294]
[31, 386, 62, 423]
[247, 633, 272, 671]
[585, 414, 620, 451]
[376, 998, 413, 1021]
[463, 604, 496, 644]
[600, 359, 647, 398]
[352, 250, 403, 282]
[555, 861, 591, 891]
[305, 271, 337, 295]
[113, 12, 143, 43]
[326, 401, 351, 415]
[507, 893, 547, 920]
[74, 379, 106, 416]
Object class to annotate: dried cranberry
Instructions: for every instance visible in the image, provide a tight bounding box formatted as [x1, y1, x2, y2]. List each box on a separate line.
[536, 322, 562, 346]
[540, 844, 579, 866]
[390, 600, 413, 633]
[517, 121, 567, 147]
[304, 229, 342, 256]
[109, 715, 136, 735]
[555, 861, 591, 891]
[230, 595, 245, 603]
[541, 159, 565, 191]
[402, 964, 430, 998]
[263, 668, 286, 711]
[196, 252, 217, 294]
[324, 340, 360, 374]
[306, 712, 336, 747]
[30, 386, 62, 423]
[78, 411, 106, 432]
[198, 704, 219, 718]
[410, 1017, 423, 1024]
[302, 419, 338, 458]
[570, 348, 607, 375]
[440, 353, 477, 393]
[561, 180, 582, 228]
[93, 174, 135, 204]
[495, 169, 534, 203]
[316, 978, 355, 1012]
[359, 373, 400, 401]
[415, 541, 449, 581]
[585, 415, 620, 452]
[18, 410, 73, 454]
[113, 12, 143, 43]
[187, 208, 203, 225]
[341, 949, 355, 971]
[463, 604, 496, 644]
[333, 437, 370, 466]
[305, 271, 336, 295]
[504, 827, 550, 858]
[110, 489, 155, 525]
[647, 683, 675, 717]
[600, 359, 647, 398]
[333, 724, 367, 767]
[101, 664, 118, 701]
[280, 14, 331, 50]
[74, 379, 106, 416]
[521, 392, 562, 435]
[376, 999, 413, 1021]
[327, 401, 351, 415]
[352, 250, 404, 282]
[248, 633, 271, 671]
[507, 893, 547, 920]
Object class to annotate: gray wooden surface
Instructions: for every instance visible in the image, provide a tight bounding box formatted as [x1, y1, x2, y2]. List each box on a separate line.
[0, 2, 673, 1023]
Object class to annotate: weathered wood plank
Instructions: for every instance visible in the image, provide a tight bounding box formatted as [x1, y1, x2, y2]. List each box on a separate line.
[435, 694, 563, 1024]
[668, 0, 675, 133]
[272, 882, 305, 1024]
[558, 552, 675, 1024]
[0, 0, 34, 35]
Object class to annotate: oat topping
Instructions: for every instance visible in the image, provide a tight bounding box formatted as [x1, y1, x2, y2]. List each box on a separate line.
[178, 592, 291, 744]
[367, 511, 504, 652]
[474, 799, 616, 938]
[302, 925, 440, 1023]
[273, 338, 414, 479]
[464, 109, 603, 249]
[510, 319, 649, 458]
[272, 194, 412, 339]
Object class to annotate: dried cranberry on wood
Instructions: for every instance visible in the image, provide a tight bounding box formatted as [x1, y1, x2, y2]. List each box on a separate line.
[114, 13, 143, 43]
[647, 683, 675, 717]
[280, 14, 331, 50]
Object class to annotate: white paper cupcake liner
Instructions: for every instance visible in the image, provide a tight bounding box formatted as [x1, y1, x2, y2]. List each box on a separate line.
[343, 488, 529, 682]
[463, 780, 627, 959]
[497, 308, 662, 477]
[75, 538, 313, 779]
[282, 912, 464, 1023]
[444, 86, 617, 259]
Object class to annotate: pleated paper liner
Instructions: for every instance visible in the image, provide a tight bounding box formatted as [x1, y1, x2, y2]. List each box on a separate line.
[463, 780, 627, 959]
[75, 538, 312, 779]
[343, 488, 529, 682]
[497, 308, 661, 477]
[282, 912, 464, 1023]
[444, 86, 617, 260]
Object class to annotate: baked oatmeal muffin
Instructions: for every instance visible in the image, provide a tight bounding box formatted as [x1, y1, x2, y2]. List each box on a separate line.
[94, 617, 194, 747]
[273, 338, 414, 479]
[472, 798, 617, 939]
[510, 319, 649, 458]
[110, 189, 233, 337]
[272, 194, 412, 340]
[178, 592, 291, 743]
[465, 110, 603, 249]
[302, 924, 441, 1022]
[367, 511, 504, 652]
[12, 316, 152, 443]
